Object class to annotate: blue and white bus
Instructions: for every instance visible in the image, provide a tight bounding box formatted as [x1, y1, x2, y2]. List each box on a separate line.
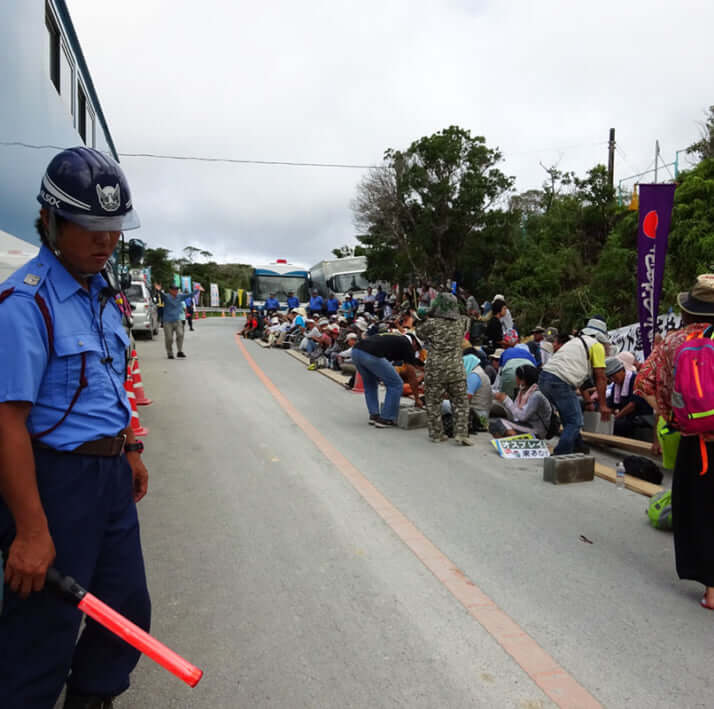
[249, 260, 310, 309]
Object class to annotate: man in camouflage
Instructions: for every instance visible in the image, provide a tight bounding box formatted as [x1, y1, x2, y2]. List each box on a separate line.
[416, 292, 474, 445]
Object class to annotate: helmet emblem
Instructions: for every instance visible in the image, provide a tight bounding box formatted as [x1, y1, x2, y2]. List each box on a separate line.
[96, 183, 121, 212]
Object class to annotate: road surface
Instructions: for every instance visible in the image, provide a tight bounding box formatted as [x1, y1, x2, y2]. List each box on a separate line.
[115, 319, 710, 708]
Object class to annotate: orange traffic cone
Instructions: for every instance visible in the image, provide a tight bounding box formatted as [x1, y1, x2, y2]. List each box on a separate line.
[125, 373, 149, 436]
[231, 311, 236, 318]
[352, 371, 365, 394]
[221, 310, 226, 318]
[202, 311, 207, 319]
[130, 351, 153, 406]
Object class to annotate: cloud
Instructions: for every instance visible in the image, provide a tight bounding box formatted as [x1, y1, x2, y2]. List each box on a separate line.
[66, 0, 714, 264]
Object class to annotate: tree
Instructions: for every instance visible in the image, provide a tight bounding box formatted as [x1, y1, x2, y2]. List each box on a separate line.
[687, 106, 714, 160]
[666, 157, 714, 286]
[353, 126, 513, 285]
[144, 247, 174, 289]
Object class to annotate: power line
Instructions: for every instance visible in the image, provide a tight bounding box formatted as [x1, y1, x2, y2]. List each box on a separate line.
[0, 140, 379, 169]
[0, 138, 612, 170]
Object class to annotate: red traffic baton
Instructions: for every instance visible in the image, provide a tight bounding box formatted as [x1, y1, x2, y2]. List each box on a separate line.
[46, 567, 203, 687]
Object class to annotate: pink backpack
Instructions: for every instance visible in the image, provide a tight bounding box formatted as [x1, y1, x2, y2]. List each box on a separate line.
[672, 326, 714, 474]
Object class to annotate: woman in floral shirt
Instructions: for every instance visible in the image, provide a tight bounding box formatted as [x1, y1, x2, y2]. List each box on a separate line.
[635, 274, 714, 610]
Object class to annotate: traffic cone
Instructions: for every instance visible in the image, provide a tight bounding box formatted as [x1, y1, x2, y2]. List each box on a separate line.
[125, 373, 149, 436]
[202, 311, 207, 319]
[130, 351, 153, 406]
[352, 371, 365, 394]
[231, 311, 236, 318]
[221, 310, 225, 318]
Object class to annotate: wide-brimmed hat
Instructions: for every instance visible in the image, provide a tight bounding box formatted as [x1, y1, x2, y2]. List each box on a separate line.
[605, 357, 625, 378]
[531, 326, 546, 335]
[581, 316, 609, 344]
[490, 348, 504, 360]
[678, 274, 714, 317]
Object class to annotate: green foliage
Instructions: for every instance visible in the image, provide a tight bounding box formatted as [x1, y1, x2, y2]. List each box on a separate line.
[144, 247, 174, 288]
[687, 106, 714, 160]
[143, 245, 251, 305]
[354, 125, 513, 285]
[667, 158, 714, 286]
[331, 244, 367, 258]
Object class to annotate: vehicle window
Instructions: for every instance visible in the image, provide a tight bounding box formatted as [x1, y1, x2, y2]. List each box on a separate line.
[125, 284, 144, 301]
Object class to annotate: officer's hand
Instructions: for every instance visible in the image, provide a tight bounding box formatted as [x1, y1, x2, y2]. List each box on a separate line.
[5, 528, 56, 598]
[127, 453, 149, 502]
[600, 405, 613, 422]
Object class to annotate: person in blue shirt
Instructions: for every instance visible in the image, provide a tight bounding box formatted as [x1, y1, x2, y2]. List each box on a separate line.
[309, 289, 324, 317]
[163, 283, 196, 358]
[264, 293, 280, 313]
[0, 148, 151, 709]
[286, 291, 300, 310]
[341, 293, 357, 322]
[326, 292, 340, 315]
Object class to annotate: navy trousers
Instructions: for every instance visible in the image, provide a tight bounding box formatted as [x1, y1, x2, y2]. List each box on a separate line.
[0, 449, 151, 709]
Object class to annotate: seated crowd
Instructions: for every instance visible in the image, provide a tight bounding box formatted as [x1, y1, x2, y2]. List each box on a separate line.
[238, 284, 652, 446]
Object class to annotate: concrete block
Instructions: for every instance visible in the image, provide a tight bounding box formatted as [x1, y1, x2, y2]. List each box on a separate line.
[583, 411, 614, 435]
[543, 454, 595, 485]
[398, 407, 427, 430]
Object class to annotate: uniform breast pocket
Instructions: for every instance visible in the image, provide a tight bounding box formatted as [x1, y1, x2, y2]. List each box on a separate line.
[52, 333, 104, 399]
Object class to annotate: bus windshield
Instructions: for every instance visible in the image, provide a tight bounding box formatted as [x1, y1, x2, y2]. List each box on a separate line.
[253, 275, 309, 302]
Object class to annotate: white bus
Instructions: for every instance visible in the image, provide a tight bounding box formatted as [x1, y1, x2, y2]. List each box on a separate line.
[249, 260, 310, 309]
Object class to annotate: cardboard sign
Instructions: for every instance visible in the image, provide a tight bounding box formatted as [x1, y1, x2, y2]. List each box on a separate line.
[491, 434, 550, 459]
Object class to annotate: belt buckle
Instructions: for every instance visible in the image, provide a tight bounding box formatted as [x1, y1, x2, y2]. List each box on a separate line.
[117, 433, 127, 456]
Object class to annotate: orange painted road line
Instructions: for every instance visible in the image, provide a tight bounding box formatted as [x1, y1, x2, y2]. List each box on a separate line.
[235, 336, 603, 709]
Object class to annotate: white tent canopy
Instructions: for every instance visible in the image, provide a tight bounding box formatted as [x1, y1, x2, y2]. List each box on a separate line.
[0, 230, 39, 282]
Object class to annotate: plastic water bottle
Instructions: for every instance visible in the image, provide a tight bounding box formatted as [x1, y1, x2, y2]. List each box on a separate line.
[615, 461, 626, 490]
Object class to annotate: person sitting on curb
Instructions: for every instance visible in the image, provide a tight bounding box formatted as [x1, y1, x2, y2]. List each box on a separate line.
[604, 357, 652, 438]
[492, 364, 553, 439]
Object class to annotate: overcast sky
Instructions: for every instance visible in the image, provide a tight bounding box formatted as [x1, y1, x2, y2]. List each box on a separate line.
[67, 0, 713, 267]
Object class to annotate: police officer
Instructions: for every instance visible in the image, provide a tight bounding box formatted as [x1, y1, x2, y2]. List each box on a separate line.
[0, 147, 151, 709]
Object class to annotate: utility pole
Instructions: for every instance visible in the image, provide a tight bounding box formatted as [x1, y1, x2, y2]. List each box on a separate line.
[607, 128, 616, 189]
[653, 139, 660, 183]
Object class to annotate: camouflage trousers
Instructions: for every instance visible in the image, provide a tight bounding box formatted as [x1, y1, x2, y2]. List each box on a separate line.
[424, 371, 469, 440]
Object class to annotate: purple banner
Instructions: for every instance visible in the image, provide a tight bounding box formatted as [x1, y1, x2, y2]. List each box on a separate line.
[637, 183, 676, 358]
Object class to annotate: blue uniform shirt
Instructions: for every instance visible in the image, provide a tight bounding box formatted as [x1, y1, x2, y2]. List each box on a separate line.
[0, 246, 131, 451]
[309, 295, 324, 311]
[286, 296, 299, 309]
[326, 297, 339, 313]
[265, 297, 280, 310]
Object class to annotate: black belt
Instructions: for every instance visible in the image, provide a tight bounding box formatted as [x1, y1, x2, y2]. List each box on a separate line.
[33, 434, 127, 457]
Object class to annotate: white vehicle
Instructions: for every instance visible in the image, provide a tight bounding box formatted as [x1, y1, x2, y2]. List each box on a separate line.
[249, 260, 310, 309]
[125, 281, 159, 339]
[309, 256, 372, 301]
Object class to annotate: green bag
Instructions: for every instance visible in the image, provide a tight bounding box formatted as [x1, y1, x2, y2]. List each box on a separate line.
[656, 416, 681, 471]
[647, 490, 673, 530]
